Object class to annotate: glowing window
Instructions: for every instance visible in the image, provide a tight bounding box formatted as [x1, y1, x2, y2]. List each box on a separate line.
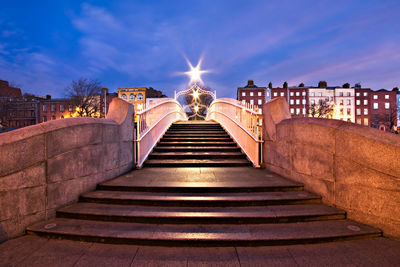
[121, 94, 127, 100]
[137, 93, 143, 100]
[129, 94, 135, 100]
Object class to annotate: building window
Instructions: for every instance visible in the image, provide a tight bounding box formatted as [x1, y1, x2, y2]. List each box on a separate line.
[258, 92, 262, 96]
[340, 109, 344, 115]
[364, 92, 368, 96]
[302, 99, 306, 104]
[51, 104, 56, 112]
[290, 92, 294, 96]
[356, 92, 360, 97]
[137, 93, 143, 100]
[364, 108, 368, 115]
[258, 99, 262, 105]
[290, 99, 294, 105]
[347, 108, 351, 115]
[356, 100, 360, 105]
[60, 105, 64, 112]
[43, 105, 47, 112]
[373, 95, 378, 100]
[303, 108, 306, 115]
[129, 94, 135, 100]
[242, 92, 246, 97]
[347, 92, 351, 96]
[363, 100, 368, 105]
[346, 99, 351, 105]
[250, 99, 254, 105]
[69, 105, 73, 112]
[121, 94, 127, 100]
[339, 92, 344, 96]
[296, 99, 300, 105]
[302, 92, 306, 96]
[385, 103, 390, 109]
[296, 108, 300, 115]
[319, 92, 323, 97]
[241, 100, 245, 105]
[364, 118, 368, 125]
[43, 116, 47, 122]
[340, 100, 344, 105]
[385, 95, 389, 99]
[250, 92, 254, 96]
[311, 100, 315, 105]
[311, 92, 315, 96]
[356, 109, 361, 115]
[296, 92, 300, 96]
[373, 103, 378, 109]
[273, 92, 278, 97]
[356, 118, 361, 124]
[280, 92, 284, 97]
[290, 108, 294, 114]
[51, 116, 56, 120]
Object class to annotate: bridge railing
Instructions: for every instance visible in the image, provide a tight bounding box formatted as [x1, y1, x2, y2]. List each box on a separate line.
[206, 98, 263, 167]
[136, 98, 188, 167]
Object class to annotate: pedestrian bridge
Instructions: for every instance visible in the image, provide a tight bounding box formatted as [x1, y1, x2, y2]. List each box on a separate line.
[0, 96, 399, 246]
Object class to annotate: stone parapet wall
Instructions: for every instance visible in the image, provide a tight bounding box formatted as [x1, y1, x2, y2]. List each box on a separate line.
[263, 97, 400, 239]
[0, 98, 135, 242]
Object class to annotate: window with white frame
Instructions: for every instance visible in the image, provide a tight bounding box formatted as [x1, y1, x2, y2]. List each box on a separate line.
[290, 108, 294, 114]
[290, 99, 294, 105]
[347, 99, 351, 105]
[311, 92, 315, 96]
[373, 103, 378, 109]
[242, 92, 246, 96]
[273, 92, 278, 97]
[280, 92, 284, 96]
[356, 92, 360, 97]
[302, 92, 306, 96]
[296, 99, 300, 105]
[250, 99, 254, 105]
[373, 95, 378, 99]
[311, 100, 315, 105]
[258, 92, 262, 96]
[385, 95, 389, 99]
[364, 92, 368, 96]
[290, 92, 294, 96]
[302, 99, 306, 104]
[364, 108, 368, 115]
[250, 92, 254, 96]
[303, 108, 306, 114]
[385, 103, 390, 109]
[364, 99, 368, 105]
[356, 109, 361, 115]
[356, 100, 360, 105]
[364, 118, 368, 125]
[340, 100, 344, 105]
[347, 92, 351, 96]
[356, 118, 361, 124]
[258, 99, 262, 105]
[339, 92, 344, 96]
[319, 92, 323, 97]
[296, 92, 300, 96]
[296, 108, 300, 115]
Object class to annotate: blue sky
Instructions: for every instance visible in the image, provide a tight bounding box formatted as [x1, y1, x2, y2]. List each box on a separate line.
[0, 0, 399, 98]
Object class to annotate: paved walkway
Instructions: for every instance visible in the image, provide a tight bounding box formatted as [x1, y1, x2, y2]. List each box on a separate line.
[1, 235, 400, 266]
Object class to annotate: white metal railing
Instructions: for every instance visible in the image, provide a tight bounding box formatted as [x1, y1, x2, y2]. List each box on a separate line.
[135, 98, 188, 167]
[206, 98, 263, 167]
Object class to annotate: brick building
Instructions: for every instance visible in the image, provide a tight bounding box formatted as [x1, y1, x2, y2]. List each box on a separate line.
[370, 89, 397, 131]
[39, 99, 76, 122]
[271, 87, 309, 117]
[355, 88, 371, 126]
[237, 80, 266, 107]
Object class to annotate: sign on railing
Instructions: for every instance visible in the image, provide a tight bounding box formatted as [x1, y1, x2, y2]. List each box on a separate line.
[206, 98, 263, 167]
[135, 98, 187, 167]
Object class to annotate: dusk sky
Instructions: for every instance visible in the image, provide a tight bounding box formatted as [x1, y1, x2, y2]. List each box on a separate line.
[1, 0, 399, 98]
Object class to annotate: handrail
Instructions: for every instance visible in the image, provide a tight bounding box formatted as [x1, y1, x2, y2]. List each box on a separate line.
[136, 98, 187, 167]
[206, 98, 263, 167]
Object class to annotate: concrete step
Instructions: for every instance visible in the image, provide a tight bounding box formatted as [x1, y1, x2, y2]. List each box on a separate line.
[157, 142, 237, 147]
[56, 203, 345, 224]
[144, 159, 252, 167]
[160, 138, 233, 142]
[153, 146, 241, 152]
[163, 134, 230, 138]
[148, 152, 246, 160]
[26, 219, 381, 246]
[80, 190, 321, 206]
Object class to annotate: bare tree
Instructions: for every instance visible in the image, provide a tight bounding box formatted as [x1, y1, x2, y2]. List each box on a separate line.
[309, 100, 334, 118]
[66, 78, 102, 117]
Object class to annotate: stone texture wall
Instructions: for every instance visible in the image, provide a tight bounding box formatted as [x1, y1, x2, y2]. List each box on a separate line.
[0, 98, 135, 242]
[263, 97, 400, 239]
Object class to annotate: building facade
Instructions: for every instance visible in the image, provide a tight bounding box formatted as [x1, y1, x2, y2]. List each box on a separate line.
[118, 87, 146, 111]
[370, 89, 397, 131]
[271, 87, 309, 117]
[237, 80, 266, 108]
[333, 87, 355, 123]
[355, 88, 371, 126]
[39, 99, 76, 122]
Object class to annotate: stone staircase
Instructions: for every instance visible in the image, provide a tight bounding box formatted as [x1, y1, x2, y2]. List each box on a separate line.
[145, 121, 252, 167]
[27, 166, 381, 246]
